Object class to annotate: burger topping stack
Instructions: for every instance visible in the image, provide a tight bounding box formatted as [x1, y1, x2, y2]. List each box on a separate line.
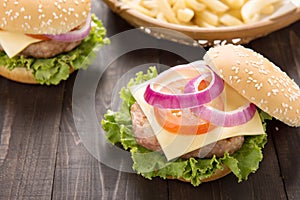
[130, 60, 266, 160]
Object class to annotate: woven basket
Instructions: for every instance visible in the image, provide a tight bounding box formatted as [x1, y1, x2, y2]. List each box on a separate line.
[104, 0, 300, 46]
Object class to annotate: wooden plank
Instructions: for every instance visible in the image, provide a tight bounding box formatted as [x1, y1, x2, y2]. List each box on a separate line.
[92, 0, 132, 37]
[53, 3, 167, 199]
[168, 133, 287, 200]
[250, 22, 300, 200]
[0, 79, 65, 199]
[53, 47, 169, 199]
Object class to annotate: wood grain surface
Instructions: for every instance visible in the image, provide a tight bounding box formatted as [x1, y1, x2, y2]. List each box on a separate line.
[0, 1, 300, 199]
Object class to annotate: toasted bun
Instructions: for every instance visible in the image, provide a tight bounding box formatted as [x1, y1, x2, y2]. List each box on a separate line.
[200, 164, 231, 182]
[204, 44, 300, 127]
[0, 0, 91, 34]
[170, 164, 231, 183]
[0, 66, 74, 84]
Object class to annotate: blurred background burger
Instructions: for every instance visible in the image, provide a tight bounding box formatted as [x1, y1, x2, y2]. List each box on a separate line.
[0, 0, 109, 85]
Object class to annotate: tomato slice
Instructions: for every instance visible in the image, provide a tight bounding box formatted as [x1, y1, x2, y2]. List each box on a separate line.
[0, 28, 50, 40]
[153, 79, 216, 135]
[154, 107, 212, 135]
[198, 79, 208, 91]
[26, 34, 51, 41]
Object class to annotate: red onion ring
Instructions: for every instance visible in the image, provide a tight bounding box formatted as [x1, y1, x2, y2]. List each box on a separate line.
[143, 61, 257, 127]
[144, 62, 224, 109]
[45, 13, 92, 42]
[191, 103, 257, 127]
[183, 69, 257, 127]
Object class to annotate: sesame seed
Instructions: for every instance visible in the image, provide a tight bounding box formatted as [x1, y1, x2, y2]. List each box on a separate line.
[255, 83, 263, 90]
[272, 89, 279, 95]
[267, 78, 273, 86]
[6, 9, 13, 16]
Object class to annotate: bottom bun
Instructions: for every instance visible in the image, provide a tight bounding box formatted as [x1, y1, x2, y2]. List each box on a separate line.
[0, 66, 74, 84]
[169, 164, 231, 183]
[200, 164, 231, 182]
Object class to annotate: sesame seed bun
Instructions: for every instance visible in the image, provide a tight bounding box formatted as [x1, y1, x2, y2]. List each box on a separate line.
[0, 0, 91, 34]
[0, 65, 74, 84]
[204, 44, 300, 127]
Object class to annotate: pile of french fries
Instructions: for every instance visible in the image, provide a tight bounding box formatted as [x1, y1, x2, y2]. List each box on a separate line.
[122, 0, 283, 27]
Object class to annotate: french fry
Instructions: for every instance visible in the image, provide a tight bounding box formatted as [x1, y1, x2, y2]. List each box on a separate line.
[221, 0, 245, 9]
[168, 0, 176, 7]
[177, 8, 194, 23]
[261, 4, 275, 15]
[193, 15, 216, 28]
[172, 0, 186, 13]
[228, 9, 242, 20]
[197, 10, 219, 26]
[199, 0, 229, 13]
[156, 12, 167, 22]
[241, 0, 281, 23]
[140, 0, 157, 10]
[185, 0, 206, 12]
[220, 14, 243, 26]
[157, 0, 179, 24]
[123, 0, 157, 17]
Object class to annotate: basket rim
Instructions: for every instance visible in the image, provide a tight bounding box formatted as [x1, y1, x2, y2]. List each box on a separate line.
[104, 0, 300, 42]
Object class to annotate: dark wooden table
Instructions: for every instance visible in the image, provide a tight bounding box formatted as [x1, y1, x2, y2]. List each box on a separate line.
[1, 1, 300, 199]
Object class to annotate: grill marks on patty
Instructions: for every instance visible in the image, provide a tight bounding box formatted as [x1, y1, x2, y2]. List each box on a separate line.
[130, 102, 244, 159]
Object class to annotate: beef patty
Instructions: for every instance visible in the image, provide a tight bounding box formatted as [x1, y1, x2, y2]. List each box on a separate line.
[130, 102, 244, 159]
[0, 39, 82, 58]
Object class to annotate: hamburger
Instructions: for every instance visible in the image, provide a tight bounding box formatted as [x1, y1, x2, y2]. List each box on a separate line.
[102, 44, 300, 186]
[0, 0, 109, 85]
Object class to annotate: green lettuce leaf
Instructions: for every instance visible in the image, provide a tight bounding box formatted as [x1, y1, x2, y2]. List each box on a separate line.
[101, 67, 270, 186]
[0, 14, 109, 85]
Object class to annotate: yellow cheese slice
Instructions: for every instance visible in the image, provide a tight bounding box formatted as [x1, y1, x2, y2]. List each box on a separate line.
[130, 80, 265, 160]
[0, 31, 42, 58]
